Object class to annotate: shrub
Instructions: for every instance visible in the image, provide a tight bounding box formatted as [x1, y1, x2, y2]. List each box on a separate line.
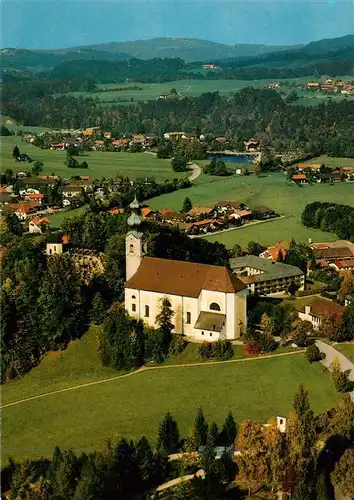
[168, 334, 187, 356]
[333, 371, 352, 393]
[259, 334, 277, 353]
[305, 344, 321, 363]
[197, 342, 213, 361]
[212, 340, 233, 361]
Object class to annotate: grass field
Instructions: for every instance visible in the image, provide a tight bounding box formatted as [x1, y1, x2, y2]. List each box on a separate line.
[47, 206, 87, 226]
[335, 342, 354, 362]
[148, 170, 354, 247]
[0, 136, 184, 181]
[60, 77, 354, 107]
[2, 327, 337, 463]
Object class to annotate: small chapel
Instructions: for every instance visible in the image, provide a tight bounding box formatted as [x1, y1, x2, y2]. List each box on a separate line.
[124, 198, 248, 341]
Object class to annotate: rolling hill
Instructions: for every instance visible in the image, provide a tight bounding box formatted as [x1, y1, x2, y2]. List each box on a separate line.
[68, 37, 296, 62]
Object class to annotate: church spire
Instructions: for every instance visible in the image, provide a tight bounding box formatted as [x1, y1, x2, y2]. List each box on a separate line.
[127, 196, 143, 227]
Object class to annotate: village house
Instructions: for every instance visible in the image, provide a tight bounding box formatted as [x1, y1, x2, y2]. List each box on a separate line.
[253, 206, 276, 219]
[189, 219, 223, 234]
[9, 201, 40, 220]
[216, 201, 246, 213]
[296, 297, 346, 330]
[124, 198, 248, 341]
[297, 163, 322, 172]
[61, 187, 84, 198]
[0, 192, 17, 205]
[291, 174, 308, 184]
[28, 216, 49, 234]
[330, 259, 354, 272]
[259, 241, 289, 261]
[312, 246, 354, 265]
[230, 255, 305, 296]
[25, 192, 45, 205]
[243, 138, 260, 152]
[103, 131, 112, 139]
[187, 206, 215, 219]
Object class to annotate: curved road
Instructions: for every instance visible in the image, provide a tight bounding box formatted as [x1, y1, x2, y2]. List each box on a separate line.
[316, 340, 354, 400]
[188, 163, 202, 181]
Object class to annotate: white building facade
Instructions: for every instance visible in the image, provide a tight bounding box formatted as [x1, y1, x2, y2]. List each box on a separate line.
[124, 199, 248, 341]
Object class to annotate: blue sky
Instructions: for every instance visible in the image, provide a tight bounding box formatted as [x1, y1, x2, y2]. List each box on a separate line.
[1, 0, 353, 49]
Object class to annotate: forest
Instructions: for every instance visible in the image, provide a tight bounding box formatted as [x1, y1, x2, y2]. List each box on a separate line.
[3, 84, 354, 156]
[301, 202, 354, 242]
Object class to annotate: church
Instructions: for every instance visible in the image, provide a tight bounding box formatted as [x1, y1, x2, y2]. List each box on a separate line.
[124, 198, 248, 341]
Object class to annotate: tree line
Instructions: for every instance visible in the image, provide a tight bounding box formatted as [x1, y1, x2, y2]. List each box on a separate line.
[4, 85, 354, 156]
[2, 386, 353, 499]
[301, 202, 354, 242]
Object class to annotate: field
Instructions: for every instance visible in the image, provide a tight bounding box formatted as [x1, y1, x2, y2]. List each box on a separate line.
[148, 169, 354, 247]
[59, 77, 354, 107]
[47, 206, 87, 226]
[0, 136, 185, 181]
[2, 328, 337, 463]
[335, 342, 354, 362]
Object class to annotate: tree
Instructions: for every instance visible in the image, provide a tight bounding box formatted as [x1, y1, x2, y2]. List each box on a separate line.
[343, 304, 354, 341]
[171, 155, 188, 172]
[200, 426, 217, 475]
[209, 422, 219, 446]
[32, 160, 43, 176]
[260, 313, 274, 337]
[230, 244, 242, 257]
[328, 394, 354, 443]
[0, 125, 12, 136]
[286, 385, 316, 486]
[5, 212, 23, 236]
[89, 292, 106, 325]
[247, 241, 264, 256]
[155, 298, 175, 357]
[156, 412, 180, 454]
[193, 408, 208, 448]
[263, 419, 288, 492]
[12, 145, 20, 159]
[236, 419, 267, 495]
[331, 449, 354, 497]
[320, 315, 345, 341]
[292, 321, 313, 347]
[134, 436, 154, 482]
[305, 344, 321, 363]
[197, 342, 213, 360]
[182, 197, 192, 213]
[332, 370, 352, 393]
[220, 411, 237, 445]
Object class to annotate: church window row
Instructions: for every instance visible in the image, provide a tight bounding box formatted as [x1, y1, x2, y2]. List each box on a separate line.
[201, 331, 213, 337]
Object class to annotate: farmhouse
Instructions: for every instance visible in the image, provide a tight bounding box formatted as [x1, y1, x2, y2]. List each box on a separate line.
[124, 198, 248, 341]
[243, 138, 260, 152]
[296, 297, 346, 330]
[259, 241, 289, 261]
[230, 255, 305, 296]
[29, 216, 49, 234]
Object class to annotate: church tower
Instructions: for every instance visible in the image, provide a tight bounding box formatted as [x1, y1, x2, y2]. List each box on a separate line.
[125, 196, 146, 281]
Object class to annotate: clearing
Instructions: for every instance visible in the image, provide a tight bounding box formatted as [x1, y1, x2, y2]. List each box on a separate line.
[2, 328, 337, 463]
[0, 136, 184, 181]
[148, 171, 354, 247]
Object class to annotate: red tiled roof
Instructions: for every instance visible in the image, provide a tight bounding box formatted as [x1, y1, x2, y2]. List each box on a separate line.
[313, 247, 353, 260]
[10, 201, 40, 213]
[110, 208, 124, 215]
[141, 207, 152, 217]
[27, 193, 44, 199]
[236, 209, 252, 217]
[31, 216, 49, 225]
[333, 259, 354, 268]
[299, 298, 346, 319]
[159, 208, 175, 215]
[191, 219, 221, 227]
[292, 174, 306, 180]
[188, 206, 214, 216]
[125, 257, 247, 297]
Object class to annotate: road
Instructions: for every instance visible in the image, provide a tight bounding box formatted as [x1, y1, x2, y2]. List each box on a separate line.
[316, 340, 354, 400]
[188, 163, 202, 181]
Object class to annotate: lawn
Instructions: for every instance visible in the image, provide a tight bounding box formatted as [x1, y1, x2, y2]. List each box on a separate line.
[0, 136, 184, 181]
[2, 326, 337, 462]
[335, 342, 354, 362]
[47, 206, 87, 227]
[148, 172, 354, 247]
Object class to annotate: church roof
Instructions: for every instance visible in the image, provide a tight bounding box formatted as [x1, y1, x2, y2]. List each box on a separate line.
[125, 257, 246, 297]
[194, 311, 226, 332]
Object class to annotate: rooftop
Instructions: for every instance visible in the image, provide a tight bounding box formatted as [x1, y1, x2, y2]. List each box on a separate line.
[194, 311, 226, 332]
[125, 257, 246, 297]
[230, 255, 304, 282]
[297, 297, 346, 319]
[313, 247, 353, 260]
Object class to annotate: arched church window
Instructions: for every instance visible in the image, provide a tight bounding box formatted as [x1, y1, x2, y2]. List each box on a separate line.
[129, 244, 134, 254]
[209, 302, 221, 311]
[132, 295, 136, 299]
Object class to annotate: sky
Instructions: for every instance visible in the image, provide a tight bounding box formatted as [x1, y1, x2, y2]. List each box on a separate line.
[1, 0, 353, 49]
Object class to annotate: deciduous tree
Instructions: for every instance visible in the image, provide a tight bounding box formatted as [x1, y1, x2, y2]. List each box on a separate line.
[330, 449, 354, 497]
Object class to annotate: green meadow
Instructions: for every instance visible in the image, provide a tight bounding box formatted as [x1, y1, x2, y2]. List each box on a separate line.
[148, 167, 354, 247]
[2, 328, 337, 463]
[0, 136, 184, 181]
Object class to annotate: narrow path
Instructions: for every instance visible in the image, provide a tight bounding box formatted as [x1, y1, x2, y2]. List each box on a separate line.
[316, 340, 354, 400]
[156, 469, 204, 493]
[1, 350, 304, 409]
[188, 162, 202, 182]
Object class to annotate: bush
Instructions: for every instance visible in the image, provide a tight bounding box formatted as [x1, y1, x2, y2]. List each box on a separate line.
[212, 340, 233, 361]
[197, 342, 213, 361]
[305, 344, 321, 363]
[259, 334, 277, 353]
[333, 371, 352, 393]
[168, 334, 187, 356]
